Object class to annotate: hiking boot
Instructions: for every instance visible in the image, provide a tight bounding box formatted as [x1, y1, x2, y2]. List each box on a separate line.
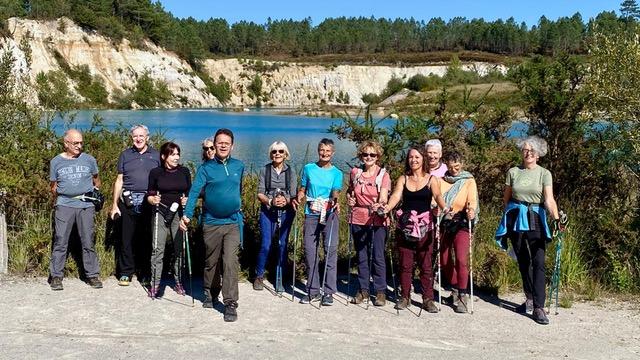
[203, 287, 221, 308]
[454, 293, 469, 314]
[423, 299, 439, 313]
[87, 277, 103, 289]
[321, 294, 334, 306]
[532, 308, 549, 325]
[299, 293, 322, 304]
[395, 297, 410, 310]
[450, 288, 460, 307]
[374, 291, 386, 307]
[223, 303, 238, 322]
[351, 290, 369, 304]
[50, 277, 63, 291]
[516, 299, 534, 315]
[118, 276, 130, 286]
[148, 286, 159, 299]
[174, 283, 186, 296]
[253, 277, 264, 291]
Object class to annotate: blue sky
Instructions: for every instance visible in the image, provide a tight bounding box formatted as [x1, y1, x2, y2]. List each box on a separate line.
[158, 0, 622, 26]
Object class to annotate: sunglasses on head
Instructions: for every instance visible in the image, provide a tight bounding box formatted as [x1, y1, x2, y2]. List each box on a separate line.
[361, 152, 378, 158]
[202, 146, 215, 151]
[271, 149, 285, 155]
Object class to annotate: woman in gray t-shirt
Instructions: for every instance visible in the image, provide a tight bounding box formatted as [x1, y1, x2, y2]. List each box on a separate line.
[496, 136, 562, 325]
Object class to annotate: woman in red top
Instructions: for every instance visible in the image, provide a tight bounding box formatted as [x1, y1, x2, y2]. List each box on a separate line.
[346, 141, 391, 306]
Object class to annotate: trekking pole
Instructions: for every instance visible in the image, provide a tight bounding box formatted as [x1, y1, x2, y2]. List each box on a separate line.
[468, 216, 474, 315]
[152, 202, 159, 299]
[291, 214, 298, 302]
[547, 210, 567, 315]
[184, 227, 194, 307]
[365, 229, 374, 310]
[387, 227, 399, 316]
[346, 208, 353, 305]
[319, 212, 336, 308]
[436, 214, 442, 311]
[276, 209, 283, 296]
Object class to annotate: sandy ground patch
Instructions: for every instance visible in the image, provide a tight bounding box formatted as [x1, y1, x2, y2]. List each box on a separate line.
[0, 276, 638, 360]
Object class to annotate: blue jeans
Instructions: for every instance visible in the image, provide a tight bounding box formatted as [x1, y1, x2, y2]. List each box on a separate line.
[256, 206, 295, 278]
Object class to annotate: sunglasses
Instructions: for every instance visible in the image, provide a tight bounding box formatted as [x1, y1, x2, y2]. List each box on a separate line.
[361, 152, 378, 158]
[202, 146, 215, 151]
[271, 149, 285, 155]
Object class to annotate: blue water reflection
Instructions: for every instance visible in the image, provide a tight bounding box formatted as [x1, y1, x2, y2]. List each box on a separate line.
[53, 109, 359, 174]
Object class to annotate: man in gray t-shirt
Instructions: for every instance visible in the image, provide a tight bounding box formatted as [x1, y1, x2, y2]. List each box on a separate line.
[48, 129, 103, 291]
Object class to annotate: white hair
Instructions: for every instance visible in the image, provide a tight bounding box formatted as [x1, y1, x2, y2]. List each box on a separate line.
[425, 139, 442, 152]
[202, 136, 215, 146]
[268, 141, 291, 160]
[517, 136, 548, 157]
[130, 124, 149, 135]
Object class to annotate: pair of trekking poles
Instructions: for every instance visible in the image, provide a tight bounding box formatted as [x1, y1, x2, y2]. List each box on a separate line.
[415, 212, 475, 316]
[151, 199, 194, 306]
[344, 207, 398, 312]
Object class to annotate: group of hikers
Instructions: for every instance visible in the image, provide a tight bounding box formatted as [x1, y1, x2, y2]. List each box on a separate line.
[48, 125, 565, 324]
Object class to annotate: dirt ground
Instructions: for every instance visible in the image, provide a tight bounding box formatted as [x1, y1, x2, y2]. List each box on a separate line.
[0, 275, 638, 360]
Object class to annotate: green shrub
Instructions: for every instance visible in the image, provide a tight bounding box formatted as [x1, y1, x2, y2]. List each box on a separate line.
[35, 70, 77, 111]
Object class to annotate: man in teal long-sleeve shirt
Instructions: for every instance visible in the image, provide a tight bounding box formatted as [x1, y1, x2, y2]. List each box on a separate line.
[181, 128, 244, 322]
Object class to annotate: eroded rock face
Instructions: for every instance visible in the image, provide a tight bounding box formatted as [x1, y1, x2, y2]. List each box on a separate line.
[3, 17, 506, 109]
[203, 59, 506, 107]
[5, 17, 219, 108]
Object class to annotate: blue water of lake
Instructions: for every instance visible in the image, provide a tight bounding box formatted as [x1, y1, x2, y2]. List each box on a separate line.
[54, 109, 366, 174]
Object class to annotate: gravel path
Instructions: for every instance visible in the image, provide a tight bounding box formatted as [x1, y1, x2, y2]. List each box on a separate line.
[0, 276, 638, 360]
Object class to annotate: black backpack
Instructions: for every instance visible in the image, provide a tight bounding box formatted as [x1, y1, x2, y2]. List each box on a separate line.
[264, 164, 291, 196]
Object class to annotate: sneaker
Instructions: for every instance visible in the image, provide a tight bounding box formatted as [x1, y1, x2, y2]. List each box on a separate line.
[374, 291, 386, 307]
[321, 294, 334, 306]
[203, 288, 221, 308]
[50, 277, 63, 291]
[174, 283, 186, 296]
[351, 290, 369, 304]
[516, 299, 534, 315]
[454, 293, 469, 314]
[87, 277, 103, 289]
[253, 277, 264, 291]
[423, 299, 439, 313]
[148, 286, 159, 299]
[223, 303, 238, 322]
[299, 293, 322, 304]
[532, 308, 549, 325]
[275, 284, 285, 294]
[118, 276, 130, 286]
[395, 297, 410, 310]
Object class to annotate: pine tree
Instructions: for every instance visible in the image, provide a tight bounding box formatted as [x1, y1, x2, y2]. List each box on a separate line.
[620, 0, 640, 20]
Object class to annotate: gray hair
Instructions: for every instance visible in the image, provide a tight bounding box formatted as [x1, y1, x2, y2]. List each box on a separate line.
[201, 136, 216, 161]
[425, 139, 442, 152]
[517, 136, 548, 157]
[130, 124, 149, 135]
[63, 128, 82, 140]
[268, 141, 291, 160]
[202, 136, 215, 146]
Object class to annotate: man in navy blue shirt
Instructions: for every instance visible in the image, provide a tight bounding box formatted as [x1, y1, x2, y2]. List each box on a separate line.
[109, 125, 160, 287]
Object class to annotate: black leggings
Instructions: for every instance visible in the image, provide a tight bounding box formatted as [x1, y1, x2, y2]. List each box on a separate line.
[507, 209, 547, 309]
